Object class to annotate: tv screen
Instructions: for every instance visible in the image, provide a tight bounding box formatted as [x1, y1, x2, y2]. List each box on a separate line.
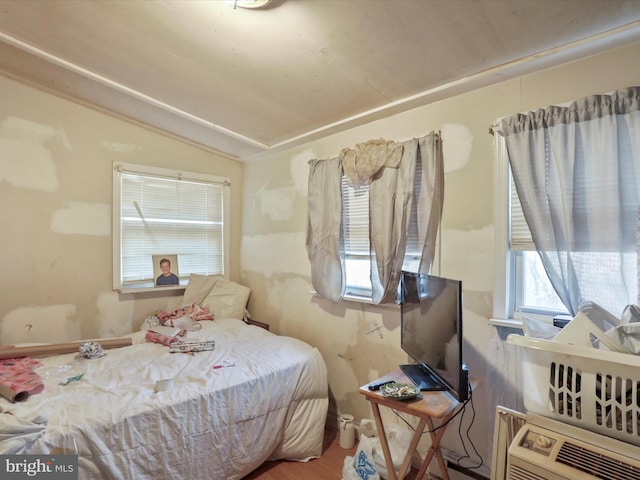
[400, 271, 469, 402]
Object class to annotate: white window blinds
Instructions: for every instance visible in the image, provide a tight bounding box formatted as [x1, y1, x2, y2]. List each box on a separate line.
[509, 169, 534, 251]
[114, 163, 229, 289]
[342, 179, 370, 258]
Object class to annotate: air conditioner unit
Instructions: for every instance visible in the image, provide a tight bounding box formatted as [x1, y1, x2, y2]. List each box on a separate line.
[507, 414, 640, 480]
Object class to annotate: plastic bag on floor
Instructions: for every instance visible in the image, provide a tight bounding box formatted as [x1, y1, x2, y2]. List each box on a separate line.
[342, 434, 380, 480]
[342, 423, 414, 480]
[371, 423, 414, 479]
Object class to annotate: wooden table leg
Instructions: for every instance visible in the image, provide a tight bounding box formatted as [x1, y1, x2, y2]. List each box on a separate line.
[414, 413, 453, 480]
[397, 416, 428, 479]
[369, 401, 397, 480]
[370, 401, 431, 480]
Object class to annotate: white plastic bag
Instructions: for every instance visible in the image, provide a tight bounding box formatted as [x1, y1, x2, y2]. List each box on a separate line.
[342, 434, 380, 480]
[371, 424, 415, 479]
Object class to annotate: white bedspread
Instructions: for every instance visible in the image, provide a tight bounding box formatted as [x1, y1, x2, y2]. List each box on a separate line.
[0, 318, 328, 479]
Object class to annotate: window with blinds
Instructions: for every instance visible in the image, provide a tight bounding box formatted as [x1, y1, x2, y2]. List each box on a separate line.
[342, 179, 371, 296]
[495, 136, 567, 320]
[113, 163, 230, 291]
[509, 170, 533, 251]
[341, 158, 423, 298]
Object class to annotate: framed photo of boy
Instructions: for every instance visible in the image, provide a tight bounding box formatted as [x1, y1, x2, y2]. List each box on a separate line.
[153, 254, 180, 287]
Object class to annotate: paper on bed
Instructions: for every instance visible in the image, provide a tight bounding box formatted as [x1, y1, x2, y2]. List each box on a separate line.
[149, 325, 182, 337]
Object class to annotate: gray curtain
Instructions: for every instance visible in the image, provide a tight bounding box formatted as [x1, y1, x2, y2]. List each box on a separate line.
[370, 133, 444, 303]
[499, 87, 640, 315]
[305, 157, 345, 302]
[306, 132, 443, 304]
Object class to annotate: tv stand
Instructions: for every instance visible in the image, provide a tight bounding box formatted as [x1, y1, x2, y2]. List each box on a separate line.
[400, 364, 447, 391]
[360, 369, 462, 480]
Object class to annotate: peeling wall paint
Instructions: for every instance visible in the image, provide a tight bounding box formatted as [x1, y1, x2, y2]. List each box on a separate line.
[1, 305, 80, 344]
[256, 184, 297, 221]
[242, 232, 309, 277]
[51, 201, 111, 236]
[96, 292, 136, 338]
[0, 116, 59, 192]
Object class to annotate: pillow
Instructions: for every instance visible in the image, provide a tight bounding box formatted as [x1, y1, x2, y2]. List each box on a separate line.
[182, 274, 223, 306]
[201, 279, 250, 319]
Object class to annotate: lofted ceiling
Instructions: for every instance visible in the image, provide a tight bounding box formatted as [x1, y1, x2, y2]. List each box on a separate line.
[1, 0, 640, 161]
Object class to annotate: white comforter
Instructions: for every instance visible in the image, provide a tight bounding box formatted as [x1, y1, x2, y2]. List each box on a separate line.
[0, 318, 328, 479]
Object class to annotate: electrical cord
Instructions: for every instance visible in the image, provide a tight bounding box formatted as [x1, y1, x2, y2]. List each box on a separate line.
[454, 385, 484, 470]
[391, 383, 484, 470]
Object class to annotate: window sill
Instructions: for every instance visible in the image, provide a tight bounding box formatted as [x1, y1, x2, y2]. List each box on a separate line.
[309, 290, 400, 308]
[116, 284, 187, 294]
[489, 318, 523, 328]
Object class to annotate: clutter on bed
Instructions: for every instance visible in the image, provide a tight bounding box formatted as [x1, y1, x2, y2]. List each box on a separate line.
[0, 276, 329, 479]
[0, 357, 44, 403]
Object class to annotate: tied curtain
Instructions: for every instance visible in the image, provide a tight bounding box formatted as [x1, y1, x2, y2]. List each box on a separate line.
[305, 132, 444, 304]
[499, 87, 640, 316]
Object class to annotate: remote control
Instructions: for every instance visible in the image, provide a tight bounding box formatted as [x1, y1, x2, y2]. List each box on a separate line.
[368, 380, 395, 391]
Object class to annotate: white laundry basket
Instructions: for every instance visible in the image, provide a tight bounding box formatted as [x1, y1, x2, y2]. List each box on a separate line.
[507, 333, 640, 446]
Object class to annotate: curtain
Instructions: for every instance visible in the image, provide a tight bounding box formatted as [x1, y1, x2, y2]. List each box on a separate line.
[306, 132, 443, 304]
[370, 133, 444, 303]
[499, 87, 640, 315]
[305, 157, 345, 302]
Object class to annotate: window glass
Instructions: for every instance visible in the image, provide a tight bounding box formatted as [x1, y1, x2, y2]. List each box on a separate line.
[342, 179, 372, 297]
[495, 135, 635, 321]
[341, 158, 424, 299]
[113, 163, 230, 291]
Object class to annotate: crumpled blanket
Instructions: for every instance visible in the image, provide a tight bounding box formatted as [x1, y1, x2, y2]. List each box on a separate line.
[340, 139, 404, 188]
[156, 304, 214, 325]
[0, 414, 47, 454]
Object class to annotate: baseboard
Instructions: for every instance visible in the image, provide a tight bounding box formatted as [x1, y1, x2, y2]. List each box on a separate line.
[325, 411, 340, 431]
[447, 460, 489, 480]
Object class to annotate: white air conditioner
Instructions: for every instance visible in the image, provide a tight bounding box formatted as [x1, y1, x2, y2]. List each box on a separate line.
[507, 414, 640, 480]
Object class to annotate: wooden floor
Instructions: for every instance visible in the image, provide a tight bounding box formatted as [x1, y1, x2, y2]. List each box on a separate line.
[243, 427, 421, 480]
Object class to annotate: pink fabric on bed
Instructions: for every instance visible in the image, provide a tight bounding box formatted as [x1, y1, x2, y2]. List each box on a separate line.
[156, 304, 214, 325]
[0, 357, 44, 402]
[144, 330, 181, 346]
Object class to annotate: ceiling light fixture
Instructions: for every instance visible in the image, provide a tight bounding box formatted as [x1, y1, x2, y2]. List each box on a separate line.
[229, 0, 272, 9]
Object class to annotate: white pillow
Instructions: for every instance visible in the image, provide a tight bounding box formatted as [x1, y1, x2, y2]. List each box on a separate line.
[201, 279, 250, 319]
[182, 274, 223, 306]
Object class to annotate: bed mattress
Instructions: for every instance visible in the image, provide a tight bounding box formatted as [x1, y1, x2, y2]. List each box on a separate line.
[0, 318, 328, 479]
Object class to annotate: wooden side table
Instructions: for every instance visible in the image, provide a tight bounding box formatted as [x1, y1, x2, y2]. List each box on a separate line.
[359, 369, 460, 480]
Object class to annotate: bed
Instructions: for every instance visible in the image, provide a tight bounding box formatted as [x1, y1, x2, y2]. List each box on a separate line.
[0, 279, 329, 480]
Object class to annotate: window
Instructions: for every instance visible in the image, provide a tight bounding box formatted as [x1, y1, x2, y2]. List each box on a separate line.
[494, 133, 636, 324]
[113, 162, 230, 291]
[342, 179, 371, 298]
[494, 135, 569, 323]
[342, 159, 423, 300]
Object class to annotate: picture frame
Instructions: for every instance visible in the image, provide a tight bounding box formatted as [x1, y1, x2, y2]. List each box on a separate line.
[152, 254, 180, 287]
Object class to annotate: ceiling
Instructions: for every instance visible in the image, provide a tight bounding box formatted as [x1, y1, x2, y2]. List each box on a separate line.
[1, 0, 640, 161]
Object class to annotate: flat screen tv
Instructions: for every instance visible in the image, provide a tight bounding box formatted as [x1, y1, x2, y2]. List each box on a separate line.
[399, 271, 469, 402]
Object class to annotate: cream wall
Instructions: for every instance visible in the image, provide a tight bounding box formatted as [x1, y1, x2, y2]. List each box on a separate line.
[0, 76, 243, 344]
[240, 41, 640, 471]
